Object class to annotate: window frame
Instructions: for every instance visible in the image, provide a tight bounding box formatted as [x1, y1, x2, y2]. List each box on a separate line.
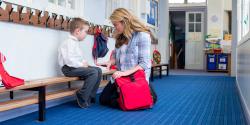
[47, 0, 84, 18]
[2, 0, 84, 17]
[105, 0, 140, 26]
[169, 0, 207, 5]
[169, 0, 185, 4]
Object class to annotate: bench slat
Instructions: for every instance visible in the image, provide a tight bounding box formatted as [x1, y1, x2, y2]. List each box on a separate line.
[0, 80, 110, 112]
[0, 70, 116, 93]
[0, 96, 38, 112]
[47, 80, 109, 100]
[0, 77, 79, 93]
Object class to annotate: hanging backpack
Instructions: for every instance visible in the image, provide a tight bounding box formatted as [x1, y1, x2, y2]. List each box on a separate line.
[92, 27, 109, 63]
[0, 52, 24, 89]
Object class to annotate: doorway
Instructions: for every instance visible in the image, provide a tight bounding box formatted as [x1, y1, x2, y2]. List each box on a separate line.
[169, 11, 186, 69]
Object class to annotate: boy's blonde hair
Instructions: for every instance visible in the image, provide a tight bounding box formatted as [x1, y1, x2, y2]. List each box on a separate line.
[109, 8, 150, 48]
[69, 18, 89, 34]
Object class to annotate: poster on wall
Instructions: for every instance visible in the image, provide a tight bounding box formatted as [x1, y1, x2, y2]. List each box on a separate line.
[147, 0, 158, 26]
[242, 0, 250, 36]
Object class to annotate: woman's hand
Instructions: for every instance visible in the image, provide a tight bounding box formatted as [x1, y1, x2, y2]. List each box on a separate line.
[112, 71, 129, 79]
[112, 65, 144, 79]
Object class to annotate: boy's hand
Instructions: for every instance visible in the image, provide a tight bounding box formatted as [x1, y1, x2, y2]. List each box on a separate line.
[82, 61, 89, 67]
[106, 61, 112, 70]
[97, 61, 112, 70]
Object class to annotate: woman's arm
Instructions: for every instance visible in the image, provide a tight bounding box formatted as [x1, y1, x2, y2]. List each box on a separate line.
[137, 32, 151, 71]
[112, 65, 143, 79]
[112, 32, 151, 79]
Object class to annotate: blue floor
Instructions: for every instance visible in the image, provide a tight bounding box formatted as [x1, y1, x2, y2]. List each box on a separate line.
[1, 75, 247, 125]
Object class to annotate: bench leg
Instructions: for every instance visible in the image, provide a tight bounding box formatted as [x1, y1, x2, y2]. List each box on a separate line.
[68, 82, 71, 88]
[159, 66, 162, 79]
[167, 65, 169, 76]
[10, 91, 14, 99]
[38, 87, 46, 121]
[150, 67, 154, 82]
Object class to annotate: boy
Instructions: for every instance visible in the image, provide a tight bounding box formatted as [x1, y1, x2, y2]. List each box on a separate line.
[58, 18, 102, 108]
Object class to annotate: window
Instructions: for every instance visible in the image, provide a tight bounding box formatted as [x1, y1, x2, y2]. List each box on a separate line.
[189, 14, 195, 22]
[105, 0, 139, 24]
[169, 0, 206, 4]
[67, 0, 75, 9]
[188, 13, 202, 33]
[169, 0, 185, 3]
[187, 0, 206, 3]
[2, 0, 34, 7]
[47, 0, 83, 17]
[48, 0, 75, 9]
[58, 0, 66, 7]
[189, 23, 195, 32]
[195, 23, 201, 32]
[106, 0, 122, 21]
[196, 13, 201, 22]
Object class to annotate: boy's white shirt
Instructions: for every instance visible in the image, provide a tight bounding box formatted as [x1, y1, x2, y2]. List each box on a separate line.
[58, 35, 88, 68]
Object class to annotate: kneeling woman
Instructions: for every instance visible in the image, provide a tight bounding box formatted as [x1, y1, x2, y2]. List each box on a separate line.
[99, 8, 151, 108]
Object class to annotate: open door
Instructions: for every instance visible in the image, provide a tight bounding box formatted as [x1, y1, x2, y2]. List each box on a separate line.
[185, 12, 204, 70]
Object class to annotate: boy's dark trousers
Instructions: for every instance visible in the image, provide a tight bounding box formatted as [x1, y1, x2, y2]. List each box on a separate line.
[62, 65, 102, 105]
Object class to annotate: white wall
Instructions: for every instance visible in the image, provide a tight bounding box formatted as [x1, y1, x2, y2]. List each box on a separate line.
[157, 0, 169, 64]
[84, 0, 109, 25]
[223, 0, 232, 33]
[207, 0, 224, 38]
[235, 0, 250, 123]
[223, 11, 230, 32]
[0, 21, 115, 80]
[237, 32, 250, 124]
[224, 0, 232, 11]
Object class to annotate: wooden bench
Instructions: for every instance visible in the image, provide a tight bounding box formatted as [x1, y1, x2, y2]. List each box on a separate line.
[150, 63, 169, 82]
[0, 70, 115, 122]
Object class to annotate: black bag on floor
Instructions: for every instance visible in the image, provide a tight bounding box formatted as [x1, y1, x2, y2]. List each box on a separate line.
[99, 81, 119, 108]
[149, 83, 157, 104]
[100, 81, 158, 108]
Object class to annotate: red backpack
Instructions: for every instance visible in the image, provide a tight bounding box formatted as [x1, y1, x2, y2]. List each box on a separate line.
[115, 70, 153, 111]
[0, 52, 24, 89]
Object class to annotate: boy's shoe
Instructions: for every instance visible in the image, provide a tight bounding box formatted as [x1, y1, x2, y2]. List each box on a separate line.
[75, 91, 89, 108]
[90, 98, 96, 104]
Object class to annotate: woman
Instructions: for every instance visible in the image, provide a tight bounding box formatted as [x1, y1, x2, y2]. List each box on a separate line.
[99, 8, 152, 108]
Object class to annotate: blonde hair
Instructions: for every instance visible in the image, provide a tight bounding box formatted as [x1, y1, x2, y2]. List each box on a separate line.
[69, 18, 89, 34]
[110, 8, 150, 48]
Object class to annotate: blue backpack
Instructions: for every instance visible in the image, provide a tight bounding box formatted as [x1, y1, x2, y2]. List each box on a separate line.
[92, 28, 109, 61]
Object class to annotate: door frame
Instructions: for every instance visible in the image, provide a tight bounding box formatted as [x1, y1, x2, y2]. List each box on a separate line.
[169, 6, 207, 70]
